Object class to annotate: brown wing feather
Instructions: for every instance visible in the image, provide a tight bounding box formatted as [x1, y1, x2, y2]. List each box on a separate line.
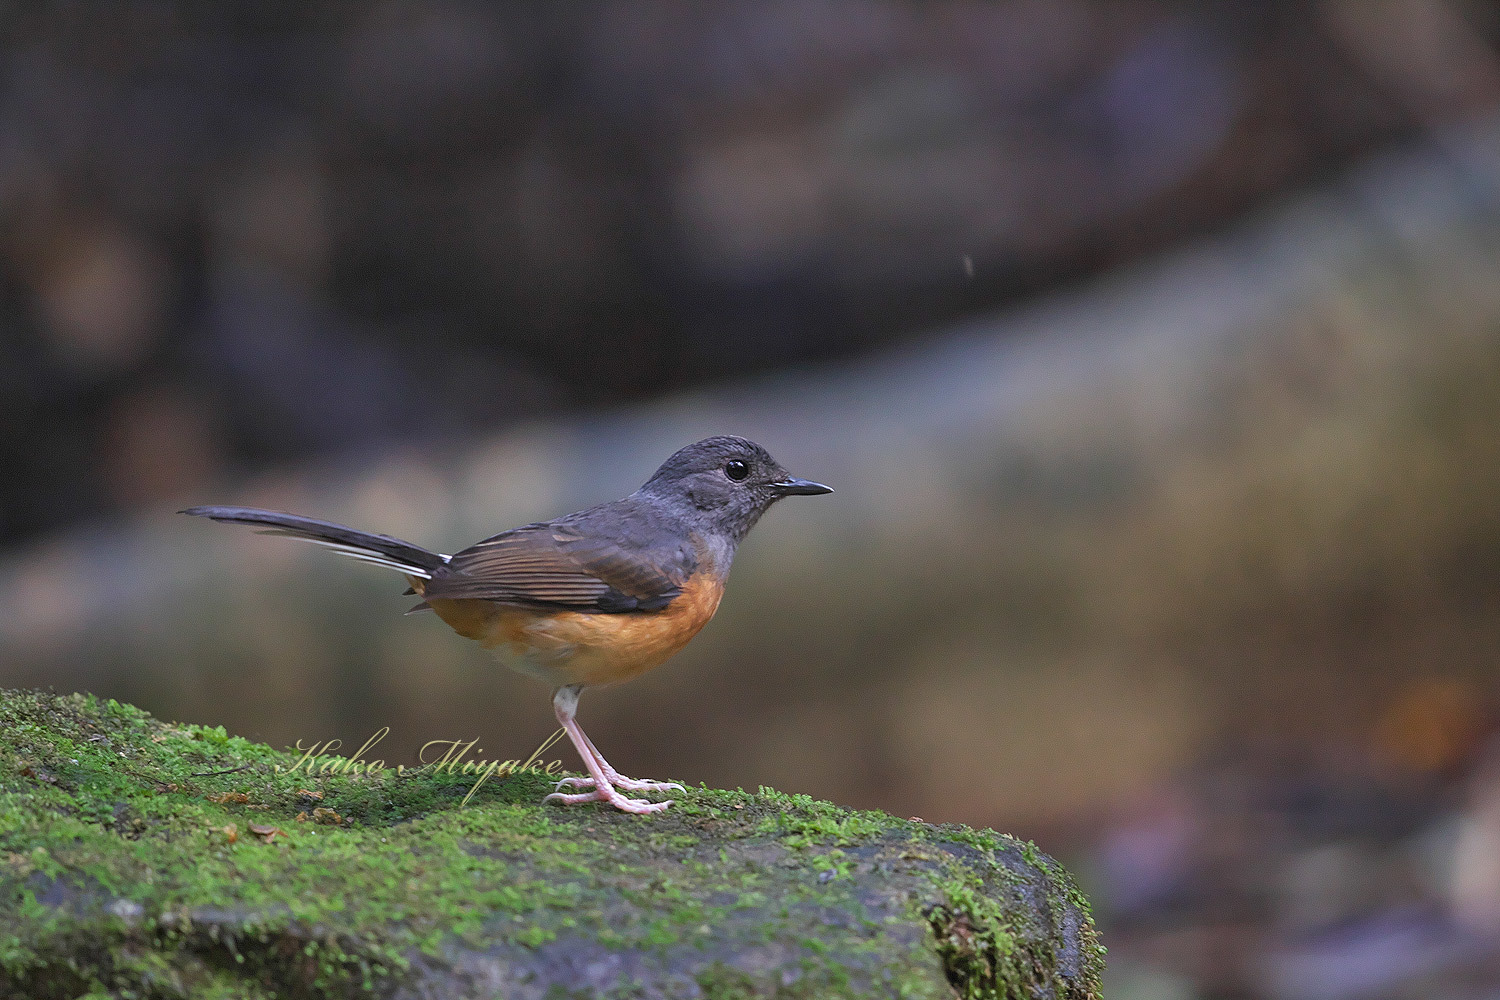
[420, 523, 687, 612]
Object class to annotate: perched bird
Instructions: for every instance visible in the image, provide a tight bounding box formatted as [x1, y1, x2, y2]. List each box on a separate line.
[183, 435, 832, 813]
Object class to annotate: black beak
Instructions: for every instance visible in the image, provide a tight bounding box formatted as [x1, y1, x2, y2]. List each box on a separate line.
[770, 477, 833, 496]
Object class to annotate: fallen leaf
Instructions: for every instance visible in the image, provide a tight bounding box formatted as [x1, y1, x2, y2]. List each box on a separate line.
[221, 824, 238, 844]
[311, 807, 342, 825]
[206, 792, 250, 805]
[296, 789, 323, 801]
[294, 811, 309, 822]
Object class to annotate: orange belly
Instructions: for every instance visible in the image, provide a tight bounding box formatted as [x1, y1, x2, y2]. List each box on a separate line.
[422, 572, 725, 687]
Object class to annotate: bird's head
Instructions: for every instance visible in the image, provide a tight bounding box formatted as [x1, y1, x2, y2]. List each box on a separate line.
[639, 435, 832, 542]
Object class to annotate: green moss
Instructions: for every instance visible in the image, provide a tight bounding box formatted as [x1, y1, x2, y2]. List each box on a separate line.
[919, 831, 1104, 1000]
[752, 788, 895, 849]
[0, 689, 1101, 998]
[928, 876, 1021, 999]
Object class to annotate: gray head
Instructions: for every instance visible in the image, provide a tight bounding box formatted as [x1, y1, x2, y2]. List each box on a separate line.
[638, 435, 832, 542]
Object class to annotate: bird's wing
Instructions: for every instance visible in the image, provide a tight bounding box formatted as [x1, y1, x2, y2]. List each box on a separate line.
[421, 521, 688, 613]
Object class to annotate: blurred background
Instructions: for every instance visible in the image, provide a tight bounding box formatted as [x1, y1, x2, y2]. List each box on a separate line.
[3, 2, 1500, 996]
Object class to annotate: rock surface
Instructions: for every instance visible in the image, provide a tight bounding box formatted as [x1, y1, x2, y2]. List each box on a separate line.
[0, 689, 1102, 998]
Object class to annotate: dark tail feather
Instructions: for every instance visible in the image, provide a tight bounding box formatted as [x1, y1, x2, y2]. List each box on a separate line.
[180, 506, 448, 578]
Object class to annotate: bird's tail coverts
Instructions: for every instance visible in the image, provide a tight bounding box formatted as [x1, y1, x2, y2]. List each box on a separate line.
[180, 506, 449, 578]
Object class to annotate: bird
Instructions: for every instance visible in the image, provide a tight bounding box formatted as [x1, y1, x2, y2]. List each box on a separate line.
[182, 435, 832, 814]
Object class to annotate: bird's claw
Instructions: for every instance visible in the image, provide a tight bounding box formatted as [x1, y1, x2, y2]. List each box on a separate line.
[554, 774, 683, 794]
[544, 787, 674, 814]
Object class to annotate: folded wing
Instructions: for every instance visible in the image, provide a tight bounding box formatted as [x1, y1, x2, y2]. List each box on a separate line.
[421, 522, 688, 613]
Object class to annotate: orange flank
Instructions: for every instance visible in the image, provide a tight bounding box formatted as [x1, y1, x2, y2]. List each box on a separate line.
[415, 571, 726, 688]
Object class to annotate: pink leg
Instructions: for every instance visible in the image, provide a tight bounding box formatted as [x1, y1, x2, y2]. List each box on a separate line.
[542, 686, 675, 813]
[553, 729, 685, 794]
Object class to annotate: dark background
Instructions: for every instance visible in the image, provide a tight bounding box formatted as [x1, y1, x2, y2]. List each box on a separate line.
[4, 3, 1500, 998]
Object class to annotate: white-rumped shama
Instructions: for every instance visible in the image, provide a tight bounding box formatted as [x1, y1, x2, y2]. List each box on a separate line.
[183, 435, 832, 813]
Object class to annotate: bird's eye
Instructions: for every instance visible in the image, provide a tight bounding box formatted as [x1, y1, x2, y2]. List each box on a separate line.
[724, 459, 750, 482]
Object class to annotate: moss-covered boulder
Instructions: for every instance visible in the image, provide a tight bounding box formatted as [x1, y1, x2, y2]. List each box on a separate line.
[0, 690, 1103, 999]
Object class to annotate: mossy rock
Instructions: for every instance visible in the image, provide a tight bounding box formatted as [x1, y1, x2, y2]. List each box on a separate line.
[0, 689, 1103, 999]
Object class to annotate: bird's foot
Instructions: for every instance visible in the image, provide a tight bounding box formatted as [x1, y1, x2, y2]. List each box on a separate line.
[553, 772, 684, 794]
[544, 784, 673, 814]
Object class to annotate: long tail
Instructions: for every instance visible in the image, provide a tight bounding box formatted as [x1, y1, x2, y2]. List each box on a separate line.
[180, 506, 449, 579]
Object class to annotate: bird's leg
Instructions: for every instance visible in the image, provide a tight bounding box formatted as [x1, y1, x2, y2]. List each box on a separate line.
[588, 731, 685, 793]
[542, 686, 674, 813]
[553, 728, 685, 794]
